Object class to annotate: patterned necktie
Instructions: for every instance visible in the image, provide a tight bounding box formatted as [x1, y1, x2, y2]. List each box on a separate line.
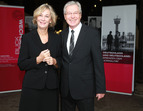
[69, 30, 74, 57]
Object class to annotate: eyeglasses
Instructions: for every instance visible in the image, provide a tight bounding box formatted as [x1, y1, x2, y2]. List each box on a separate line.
[65, 12, 80, 16]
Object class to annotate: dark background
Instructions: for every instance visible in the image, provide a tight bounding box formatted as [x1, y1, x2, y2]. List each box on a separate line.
[2, 0, 140, 30]
[3, 0, 140, 17]
[2, 0, 139, 30]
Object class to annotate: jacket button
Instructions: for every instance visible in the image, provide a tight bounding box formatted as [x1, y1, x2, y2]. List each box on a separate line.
[45, 71, 47, 74]
[45, 64, 48, 66]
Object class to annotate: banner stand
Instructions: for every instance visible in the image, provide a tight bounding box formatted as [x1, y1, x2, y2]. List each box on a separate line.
[101, 5, 136, 95]
[0, 5, 25, 93]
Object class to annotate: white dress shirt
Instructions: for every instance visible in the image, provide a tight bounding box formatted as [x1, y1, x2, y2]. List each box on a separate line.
[67, 22, 82, 53]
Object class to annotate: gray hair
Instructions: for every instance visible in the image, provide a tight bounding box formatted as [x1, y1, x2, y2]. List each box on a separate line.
[63, 1, 82, 15]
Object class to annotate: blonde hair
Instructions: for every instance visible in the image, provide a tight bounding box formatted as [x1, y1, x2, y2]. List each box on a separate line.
[32, 3, 57, 27]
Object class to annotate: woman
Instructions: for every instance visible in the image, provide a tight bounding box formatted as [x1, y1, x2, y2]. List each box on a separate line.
[18, 3, 61, 111]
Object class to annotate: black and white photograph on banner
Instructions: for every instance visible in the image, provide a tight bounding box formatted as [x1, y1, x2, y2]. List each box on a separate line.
[101, 5, 136, 64]
[101, 5, 136, 52]
[25, 16, 36, 33]
[88, 16, 102, 33]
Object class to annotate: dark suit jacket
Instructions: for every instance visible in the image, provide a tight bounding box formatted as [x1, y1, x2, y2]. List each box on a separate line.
[18, 29, 61, 89]
[61, 24, 106, 99]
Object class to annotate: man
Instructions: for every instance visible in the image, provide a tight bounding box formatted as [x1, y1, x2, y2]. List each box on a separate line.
[60, 1, 106, 111]
[107, 31, 113, 51]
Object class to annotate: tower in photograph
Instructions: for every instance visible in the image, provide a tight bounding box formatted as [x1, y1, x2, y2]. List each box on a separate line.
[114, 16, 121, 35]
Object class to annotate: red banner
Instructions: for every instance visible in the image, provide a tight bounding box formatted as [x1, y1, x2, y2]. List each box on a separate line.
[104, 63, 133, 94]
[0, 5, 25, 93]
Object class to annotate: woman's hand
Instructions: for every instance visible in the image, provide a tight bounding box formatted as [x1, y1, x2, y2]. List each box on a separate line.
[44, 57, 57, 66]
[36, 49, 50, 64]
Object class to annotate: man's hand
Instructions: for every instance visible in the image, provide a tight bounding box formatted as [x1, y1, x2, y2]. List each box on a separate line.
[96, 93, 105, 101]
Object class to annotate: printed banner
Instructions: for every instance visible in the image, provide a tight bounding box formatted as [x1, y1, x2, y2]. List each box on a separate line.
[101, 5, 136, 95]
[0, 5, 25, 93]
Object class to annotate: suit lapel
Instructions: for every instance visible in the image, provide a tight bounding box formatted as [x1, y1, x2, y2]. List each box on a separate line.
[63, 24, 87, 61]
[71, 24, 87, 59]
[31, 29, 42, 51]
[63, 29, 69, 57]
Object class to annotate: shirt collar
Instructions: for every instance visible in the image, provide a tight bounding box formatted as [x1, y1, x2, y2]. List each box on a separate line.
[69, 22, 82, 33]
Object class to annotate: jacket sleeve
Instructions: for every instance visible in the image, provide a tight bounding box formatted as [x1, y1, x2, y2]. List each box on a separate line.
[91, 29, 106, 94]
[54, 34, 62, 69]
[17, 35, 39, 71]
